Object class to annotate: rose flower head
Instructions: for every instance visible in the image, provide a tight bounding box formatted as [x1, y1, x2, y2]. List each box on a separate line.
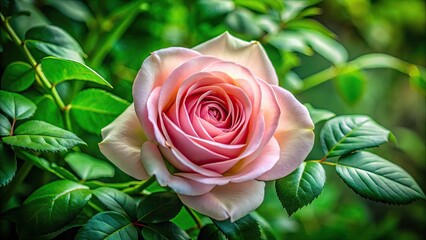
[99, 32, 314, 221]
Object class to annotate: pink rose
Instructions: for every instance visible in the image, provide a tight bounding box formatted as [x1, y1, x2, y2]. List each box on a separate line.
[99, 32, 314, 221]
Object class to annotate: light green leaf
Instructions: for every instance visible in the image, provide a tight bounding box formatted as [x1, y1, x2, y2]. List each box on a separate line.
[137, 192, 183, 223]
[197, 0, 235, 18]
[335, 70, 366, 105]
[304, 103, 335, 125]
[213, 214, 261, 240]
[197, 224, 226, 240]
[276, 161, 326, 216]
[19, 151, 79, 181]
[1, 62, 35, 92]
[0, 90, 36, 120]
[2, 120, 85, 152]
[75, 211, 137, 240]
[71, 89, 129, 134]
[0, 144, 16, 187]
[93, 187, 137, 220]
[283, 71, 303, 92]
[0, 113, 11, 136]
[16, 180, 91, 237]
[65, 152, 115, 180]
[320, 115, 390, 158]
[40, 57, 111, 87]
[300, 29, 348, 64]
[268, 31, 312, 55]
[225, 8, 262, 38]
[336, 151, 426, 204]
[142, 222, 191, 240]
[24, 25, 85, 63]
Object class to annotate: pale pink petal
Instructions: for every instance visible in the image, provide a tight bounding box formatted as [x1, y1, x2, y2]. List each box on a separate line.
[194, 32, 278, 85]
[133, 47, 201, 140]
[273, 86, 314, 133]
[257, 129, 314, 180]
[141, 141, 215, 196]
[178, 180, 265, 221]
[99, 104, 149, 180]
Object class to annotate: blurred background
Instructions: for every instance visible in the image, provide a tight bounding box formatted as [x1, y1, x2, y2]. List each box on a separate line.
[1, 0, 425, 239]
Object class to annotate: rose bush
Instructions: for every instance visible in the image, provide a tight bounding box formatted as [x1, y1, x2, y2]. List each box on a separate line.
[99, 32, 314, 221]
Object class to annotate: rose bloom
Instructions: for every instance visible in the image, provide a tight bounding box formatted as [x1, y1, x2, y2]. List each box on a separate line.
[100, 32, 314, 221]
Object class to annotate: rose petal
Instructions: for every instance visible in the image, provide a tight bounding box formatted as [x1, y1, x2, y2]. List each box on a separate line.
[178, 180, 265, 221]
[257, 129, 314, 180]
[99, 104, 149, 180]
[273, 86, 314, 133]
[133, 47, 201, 140]
[141, 141, 215, 196]
[194, 32, 278, 85]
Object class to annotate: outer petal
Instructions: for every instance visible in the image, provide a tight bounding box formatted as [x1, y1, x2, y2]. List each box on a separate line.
[178, 180, 265, 222]
[133, 47, 201, 140]
[194, 32, 278, 85]
[99, 104, 149, 180]
[257, 86, 315, 180]
[141, 141, 215, 196]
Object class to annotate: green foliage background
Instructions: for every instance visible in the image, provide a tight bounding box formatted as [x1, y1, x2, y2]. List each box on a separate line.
[1, 0, 425, 239]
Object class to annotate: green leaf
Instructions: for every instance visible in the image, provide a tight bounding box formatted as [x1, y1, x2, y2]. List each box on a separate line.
[304, 103, 335, 125]
[213, 214, 261, 240]
[2, 120, 85, 152]
[268, 31, 312, 55]
[16, 180, 92, 237]
[225, 8, 262, 38]
[1, 62, 35, 92]
[137, 192, 183, 223]
[320, 115, 390, 158]
[197, 0, 235, 19]
[0, 113, 12, 136]
[336, 151, 426, 204]
[32, 94, 64, 127]
[335, 71, 366, 105]
[25, 25, 85, 63]
[19, 151, 79, 181]
[276, 161, 326, 216]
[142, 222, 191, 240]
[75, 211, 138, 240]
[300, 29, 348, 64]
[71, 89, 129, 134]
[0, 144, 16, 187]
[198, 224, 226, 240]
[0, 90, 36, 120]
[65, 152, 115, 180]
[40, 57, 112, 87]
[93, 187, 137, 220]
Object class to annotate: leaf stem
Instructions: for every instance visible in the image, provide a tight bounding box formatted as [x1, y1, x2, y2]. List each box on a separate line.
[185, 205, 203, 229]
[122, 176, 156, 194]
[0, 161, 33, 212]
[307, 159, 337, 166]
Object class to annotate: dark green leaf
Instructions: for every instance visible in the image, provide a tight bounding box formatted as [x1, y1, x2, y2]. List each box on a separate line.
[93, 187, 137, 220]
[19, 151, 79, 181]
[213, 214, 261, 240]
[137, 192, 183, 223]
[40, 57, 112, 87]
[335, 71, 366, 105]
[197, 224, 226, 240]
[25, 25, 85, 63]
[0, 113, 11, 136]
[336, 151, 426, 204]
[0, 144, 16, 187]
[75, 211, 137, 240]
[0, 90, 36, 120]
[320, 115, 390, 157]
[16, 180, 91, 237]
[71, 89, 129, 134]
[305, 103, 336, 125]
[225, 9, 262, 38]
[197, 0, 235, 19]
[2, 120, 85, 152]
[251, 212, 277, 240]
[276, 161, 326, 216]
[142, 222, 190, 240]
[65, 152, 115, 180]
[45, 0, 92, 22]
[1, 62, 35, 92]
[32, 94, 64, 127]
